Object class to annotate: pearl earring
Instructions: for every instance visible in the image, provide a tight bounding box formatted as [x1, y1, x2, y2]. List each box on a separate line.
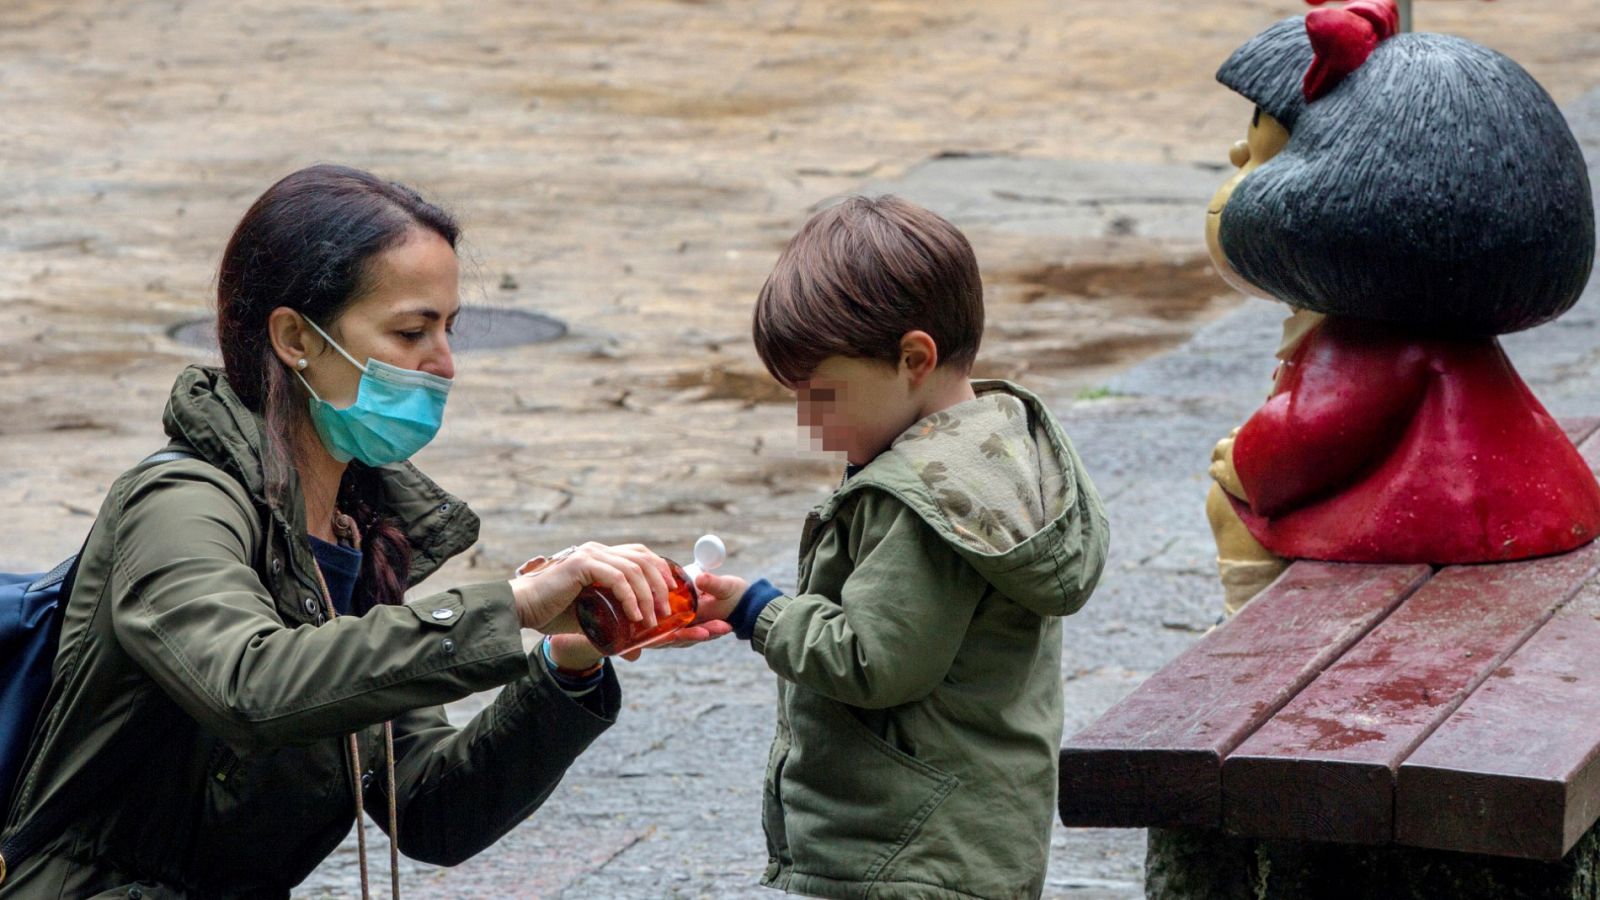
[296, 359, 308, 370]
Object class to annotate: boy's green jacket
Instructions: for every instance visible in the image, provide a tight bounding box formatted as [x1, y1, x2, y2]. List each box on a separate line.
[1, 367, 617, 898]
[753, 380, 1109, 900]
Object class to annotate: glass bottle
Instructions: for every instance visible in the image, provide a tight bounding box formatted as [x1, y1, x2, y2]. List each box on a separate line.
[574, 535, 725, 657]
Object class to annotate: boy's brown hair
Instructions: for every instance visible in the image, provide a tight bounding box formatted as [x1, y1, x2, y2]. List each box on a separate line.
[753, 195, 983, 387]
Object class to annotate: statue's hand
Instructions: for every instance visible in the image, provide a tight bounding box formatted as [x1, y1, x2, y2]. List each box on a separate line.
[1210, 428, 1249, 502]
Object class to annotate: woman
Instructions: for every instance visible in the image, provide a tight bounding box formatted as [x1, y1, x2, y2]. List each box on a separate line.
[0, 164, 728, 897]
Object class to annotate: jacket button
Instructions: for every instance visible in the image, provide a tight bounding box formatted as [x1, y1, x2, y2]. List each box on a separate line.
[431, 608, 454, 621]
[439, 502, 451, 513]
[441, 638, 457, 654]
[270, 557, 282, 575]
[303, 596, 319, 616]
[361, 770, 374, 790]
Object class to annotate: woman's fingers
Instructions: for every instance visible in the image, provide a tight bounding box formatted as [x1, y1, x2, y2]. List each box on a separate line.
[605, 550, 662, 629]
[570, 543, 661, 628]
[686, 620, 733, 639]
[639, 621, 733, 651]
[611, 543, 673, 618]
[608, 620, 734, 662]
[579, 558, 649, 626]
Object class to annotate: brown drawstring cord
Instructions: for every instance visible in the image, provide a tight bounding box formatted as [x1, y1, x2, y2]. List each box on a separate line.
[385, 720, 400, 899]
[313, 552, 400, 900]
[344, 730, 371, 900]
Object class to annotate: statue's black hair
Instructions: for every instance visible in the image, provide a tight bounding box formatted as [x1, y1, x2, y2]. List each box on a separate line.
[1215, 18, 1594, 335]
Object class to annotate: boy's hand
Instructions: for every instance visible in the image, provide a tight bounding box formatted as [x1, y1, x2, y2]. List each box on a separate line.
[694, 572, 750, 623]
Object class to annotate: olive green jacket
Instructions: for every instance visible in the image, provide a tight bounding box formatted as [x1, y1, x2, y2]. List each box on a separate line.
[754, 381, 1108, 900]
[0, 366, 618, 898]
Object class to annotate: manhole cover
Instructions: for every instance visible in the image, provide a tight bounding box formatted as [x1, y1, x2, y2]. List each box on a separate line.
[167, 307, 567, 353]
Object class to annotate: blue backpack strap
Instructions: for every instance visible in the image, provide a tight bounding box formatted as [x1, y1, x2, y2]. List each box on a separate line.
[23, 557, 75, 596]
[0, 446, 201, 885]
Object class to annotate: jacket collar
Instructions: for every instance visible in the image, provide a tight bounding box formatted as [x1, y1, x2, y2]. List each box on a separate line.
[812, 379, 1108, 618]
[160, 365, 479, 585]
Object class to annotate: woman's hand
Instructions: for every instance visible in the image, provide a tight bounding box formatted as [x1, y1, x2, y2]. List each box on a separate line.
[616, 619, 735, 660]
[508, 542, 674, 632]
[548, 621, 734, 666]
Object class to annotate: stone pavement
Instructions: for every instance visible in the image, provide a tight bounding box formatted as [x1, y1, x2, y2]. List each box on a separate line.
[297, 86, 1600, 899]
[0, 2, 1595, 896]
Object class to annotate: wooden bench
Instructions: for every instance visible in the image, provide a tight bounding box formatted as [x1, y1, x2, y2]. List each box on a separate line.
[1060, 419, 1600, 885]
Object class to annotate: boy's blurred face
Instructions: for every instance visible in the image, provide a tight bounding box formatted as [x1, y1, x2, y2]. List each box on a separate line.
[796, 356, 919, 466]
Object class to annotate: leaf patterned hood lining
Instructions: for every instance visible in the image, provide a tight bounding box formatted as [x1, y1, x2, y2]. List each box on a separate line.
[892, 391, 1062, 556]
[831, 380, 1108, 617]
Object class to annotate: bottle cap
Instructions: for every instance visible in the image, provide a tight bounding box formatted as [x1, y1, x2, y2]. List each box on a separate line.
[694, 534, 726, 571]
[682, 534, 725, 584]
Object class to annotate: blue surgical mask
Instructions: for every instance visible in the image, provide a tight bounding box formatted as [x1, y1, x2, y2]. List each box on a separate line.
[294, 318, 451, 466]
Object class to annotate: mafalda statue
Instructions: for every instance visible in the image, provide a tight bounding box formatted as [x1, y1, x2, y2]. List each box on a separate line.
[1205, 0, 1600, 615]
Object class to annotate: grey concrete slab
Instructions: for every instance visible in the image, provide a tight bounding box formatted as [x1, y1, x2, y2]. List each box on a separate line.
[859, 156, 1227, 241]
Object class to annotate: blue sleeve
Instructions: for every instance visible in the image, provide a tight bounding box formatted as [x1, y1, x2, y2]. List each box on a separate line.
[727, 578, 783, 641]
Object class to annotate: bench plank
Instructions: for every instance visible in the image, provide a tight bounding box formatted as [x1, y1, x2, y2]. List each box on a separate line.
[1222, 543, 1600, 844]
[1059, 562, 1430, 828]
[1395, 580, 1600, 860]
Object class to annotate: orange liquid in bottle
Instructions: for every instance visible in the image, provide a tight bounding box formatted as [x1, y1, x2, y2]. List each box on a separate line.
[575, 559, 699, 656]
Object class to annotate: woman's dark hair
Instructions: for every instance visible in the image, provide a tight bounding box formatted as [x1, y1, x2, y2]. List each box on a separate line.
[1216, 18, 1594, 335]
[753, 195, 984, 387]
[216, 164, 460, 611]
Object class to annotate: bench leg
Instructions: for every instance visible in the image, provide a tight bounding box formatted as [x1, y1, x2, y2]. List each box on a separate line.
[1147, 823, 1600, 899]
[1146, 827, 1258, 900]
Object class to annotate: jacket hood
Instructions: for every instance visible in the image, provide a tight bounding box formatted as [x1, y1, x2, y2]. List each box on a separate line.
[160, 365, 479, 585]
[831, 380, 1108, 617]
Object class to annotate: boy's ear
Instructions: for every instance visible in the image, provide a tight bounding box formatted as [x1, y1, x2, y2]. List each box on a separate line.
[899, 331, 939, 385]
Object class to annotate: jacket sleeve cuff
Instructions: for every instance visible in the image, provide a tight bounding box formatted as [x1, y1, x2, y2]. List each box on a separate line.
[530, 642, 621, 722]
[539, 637, 608, 697]
[728, 578, 783, 641]
[749, 593, 795, 656]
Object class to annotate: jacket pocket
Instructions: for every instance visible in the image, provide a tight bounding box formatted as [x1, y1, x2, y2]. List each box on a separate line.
[781, 698, 959, 884]
[796, 509, 824, 587]
[761, 726, 791, 873]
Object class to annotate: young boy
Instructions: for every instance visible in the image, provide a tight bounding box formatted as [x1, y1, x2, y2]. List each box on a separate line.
[694, 195, 1109, 899]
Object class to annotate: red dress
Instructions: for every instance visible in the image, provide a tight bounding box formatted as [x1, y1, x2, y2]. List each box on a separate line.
[1229, 316, 1600, 563]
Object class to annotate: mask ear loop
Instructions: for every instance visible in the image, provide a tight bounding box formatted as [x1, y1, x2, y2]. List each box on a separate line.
[295, 316, 370, 406]
[292, 368, 327, 405]
[303, 316, 370, 374]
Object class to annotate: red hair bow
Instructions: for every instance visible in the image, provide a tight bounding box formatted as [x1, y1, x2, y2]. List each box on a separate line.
[1302, 0, 1400, 101]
